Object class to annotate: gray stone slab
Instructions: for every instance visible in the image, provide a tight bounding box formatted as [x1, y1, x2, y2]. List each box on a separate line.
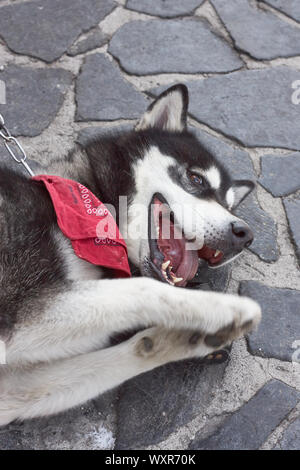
[126, 0, 204, 18]
[239, 281, 300, 362]
[75, 54, 148, 121]
[283, 195, 300, 265]
[261, 0, 300, 23]
[0, 390, 117, 450]
[189, 380, 300, 450]
[235, 193, 279, 262]
[115, 359, 227, 449]
[191, 126, 256, 181]
[0, 65, 72, 137]
[211, 0, 300, 60]
[67, 30, 109, 57]
[275, 416, 300, 450]
[259, 153, 300, 197]
[108, 19, 243, 75]
[181, 68, 300, 150]
[0, 0, 115, 63]
[190, 263, 230, 292]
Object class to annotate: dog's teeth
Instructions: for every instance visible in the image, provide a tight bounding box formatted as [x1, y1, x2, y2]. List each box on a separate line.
[172, 276, 183, 284]
[214, 249, 221, 258]
[162, 260, 170, 270]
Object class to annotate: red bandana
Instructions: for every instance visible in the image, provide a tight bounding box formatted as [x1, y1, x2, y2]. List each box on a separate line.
[32, 175, 131, 278]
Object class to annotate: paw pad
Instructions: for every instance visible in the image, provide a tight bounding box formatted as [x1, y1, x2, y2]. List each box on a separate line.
[204, 322, 235, 348]
[142, 336, 153, 352]
[189, 332, 202, 345]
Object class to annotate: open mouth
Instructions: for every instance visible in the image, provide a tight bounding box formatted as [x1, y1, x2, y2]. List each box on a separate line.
[148, 194, 224, 287]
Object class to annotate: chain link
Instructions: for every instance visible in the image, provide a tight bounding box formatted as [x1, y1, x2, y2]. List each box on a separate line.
[0, 112, 35, 176]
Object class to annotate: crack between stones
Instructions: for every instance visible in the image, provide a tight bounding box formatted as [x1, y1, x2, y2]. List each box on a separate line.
[258, 0, 300, 28]
[207, 0, 249, 66]
[209, 0, 300, 63]
[123, 5, 204, 21]
[259, 407, 298, 450]
[74, 119, 137, 130]
[0, 2, 118, 66]
[281, 200, 300, 268]
[188, 114, 300, 153]
[108, 46, 245, 78]
[247, 341, 300, 365]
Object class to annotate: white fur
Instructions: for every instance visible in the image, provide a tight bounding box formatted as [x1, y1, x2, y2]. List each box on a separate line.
[1, 277, 261, 425]
[226, 187, 235, 210]
[54, 229, 103, 281]
[204, 166, 221, 190]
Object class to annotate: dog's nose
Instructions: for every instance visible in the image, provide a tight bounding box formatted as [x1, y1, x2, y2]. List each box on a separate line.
[231, 221, 253, 249]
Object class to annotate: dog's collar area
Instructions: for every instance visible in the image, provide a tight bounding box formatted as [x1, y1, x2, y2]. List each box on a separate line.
[32, 175, 131, 278]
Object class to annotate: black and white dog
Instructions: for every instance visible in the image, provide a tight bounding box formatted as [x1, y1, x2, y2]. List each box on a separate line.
[0, 85, 261, 425]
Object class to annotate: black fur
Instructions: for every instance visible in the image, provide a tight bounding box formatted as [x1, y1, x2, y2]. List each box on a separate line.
[0, 168, 66, 334]
[84, 128, 234, 213]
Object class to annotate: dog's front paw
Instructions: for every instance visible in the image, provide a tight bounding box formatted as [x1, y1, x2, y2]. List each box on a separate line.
[132, 295, 261, 366]
[204, 295, 261, 348]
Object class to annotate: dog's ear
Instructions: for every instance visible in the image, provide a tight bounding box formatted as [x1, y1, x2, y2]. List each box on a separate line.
[228, 180, 255, 209]
[136, 84, 188, 132]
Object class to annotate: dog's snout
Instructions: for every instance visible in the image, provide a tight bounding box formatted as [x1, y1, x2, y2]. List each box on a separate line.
[231, 221, 253, 249]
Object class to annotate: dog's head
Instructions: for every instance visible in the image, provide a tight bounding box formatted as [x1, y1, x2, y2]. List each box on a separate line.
[111, 85, 254, 286]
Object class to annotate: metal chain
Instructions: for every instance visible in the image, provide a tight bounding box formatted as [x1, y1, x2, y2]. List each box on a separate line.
[0, 112, 35, 176]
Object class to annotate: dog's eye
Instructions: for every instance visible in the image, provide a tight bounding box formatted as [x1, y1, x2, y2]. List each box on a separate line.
[189, 173, 204, 186]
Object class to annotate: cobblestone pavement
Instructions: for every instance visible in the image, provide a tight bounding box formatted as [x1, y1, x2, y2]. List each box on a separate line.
[0, 0, 299, 450]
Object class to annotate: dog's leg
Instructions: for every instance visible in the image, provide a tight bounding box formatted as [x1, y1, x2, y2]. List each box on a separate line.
[6, 277, 261, 365]
[0, 318, 256, 425]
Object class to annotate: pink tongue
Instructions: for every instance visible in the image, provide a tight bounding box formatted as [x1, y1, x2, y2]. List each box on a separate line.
[176, 245, 199, 286]
[158, 216, 199, 286]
